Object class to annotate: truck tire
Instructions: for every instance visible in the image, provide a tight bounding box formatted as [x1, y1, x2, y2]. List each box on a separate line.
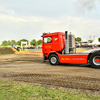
[49, 54, 59, 65]
[89, 52, 100, 68]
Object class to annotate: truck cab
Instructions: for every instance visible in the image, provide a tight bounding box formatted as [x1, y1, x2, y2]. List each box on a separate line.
[42, 32, 65, 61]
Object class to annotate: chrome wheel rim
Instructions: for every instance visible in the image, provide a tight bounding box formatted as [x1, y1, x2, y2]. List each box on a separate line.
[51, 57, 57, 64]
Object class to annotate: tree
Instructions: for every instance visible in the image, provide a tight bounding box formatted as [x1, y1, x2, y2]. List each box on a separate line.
[37, 39, 42, 46]
[2, 40, 7, 46]
[7, 40, 11, 45]
[75, 37, 81, 42]
[16, 41, 20, 46]
[98, 38, 100, 42]
[17, 39, 29, 46]
[11, 40, 16, 44]
[30, 39, 37, 46]
[88, 40, 93, 43]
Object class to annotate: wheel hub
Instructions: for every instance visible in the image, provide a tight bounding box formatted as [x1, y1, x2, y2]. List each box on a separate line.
[93, 56, 100, 65]
[96, 58, 100, 62]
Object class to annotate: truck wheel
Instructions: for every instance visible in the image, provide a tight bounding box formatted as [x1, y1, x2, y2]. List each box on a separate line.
[49, 54, 59, 65]
[89, 52, 100, 68]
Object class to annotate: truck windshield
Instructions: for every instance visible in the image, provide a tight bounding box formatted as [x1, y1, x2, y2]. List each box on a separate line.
[44, 37, 52, 43]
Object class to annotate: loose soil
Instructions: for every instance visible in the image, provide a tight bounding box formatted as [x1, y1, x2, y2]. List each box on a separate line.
[0, 54, 100, 96]
[0, 47, 17, 55]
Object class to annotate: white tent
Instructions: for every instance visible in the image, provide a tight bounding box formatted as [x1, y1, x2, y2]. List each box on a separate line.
[92, 38, 100, 45]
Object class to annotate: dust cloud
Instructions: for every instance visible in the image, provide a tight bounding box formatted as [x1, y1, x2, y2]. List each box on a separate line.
[74, 0, 96, 13]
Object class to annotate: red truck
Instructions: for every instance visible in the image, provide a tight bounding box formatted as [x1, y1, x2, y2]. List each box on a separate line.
[42, 31, 100, 68]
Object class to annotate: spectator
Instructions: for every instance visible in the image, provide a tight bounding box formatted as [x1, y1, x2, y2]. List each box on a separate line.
[92, 45, 95, 49]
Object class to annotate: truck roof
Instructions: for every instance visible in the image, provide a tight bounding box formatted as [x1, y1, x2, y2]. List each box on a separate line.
[42, 32, 65, 37]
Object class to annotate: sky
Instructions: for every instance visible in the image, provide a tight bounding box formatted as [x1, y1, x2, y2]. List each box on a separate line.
[0, 0, 100, 44]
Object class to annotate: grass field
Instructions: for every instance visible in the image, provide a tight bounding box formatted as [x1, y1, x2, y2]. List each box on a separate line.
[76, 48, 90, 53]
[0, 81, 100, 100]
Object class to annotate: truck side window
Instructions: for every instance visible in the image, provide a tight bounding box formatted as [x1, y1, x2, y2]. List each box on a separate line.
[44, 37, 52, 43]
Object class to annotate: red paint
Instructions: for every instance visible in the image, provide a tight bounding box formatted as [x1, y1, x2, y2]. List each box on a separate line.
[59, 54, 88, 63]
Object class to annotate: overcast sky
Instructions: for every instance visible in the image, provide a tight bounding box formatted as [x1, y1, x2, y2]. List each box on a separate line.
[0, 0, 100, 44]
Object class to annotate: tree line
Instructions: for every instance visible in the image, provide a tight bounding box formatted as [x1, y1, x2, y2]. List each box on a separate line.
[1, 37, 100, 46]
[1, 39, 42, 46]
[75, 37, 100, 42]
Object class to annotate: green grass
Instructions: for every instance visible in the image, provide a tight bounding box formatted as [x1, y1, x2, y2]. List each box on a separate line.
[76, 48, 91, 53]
[19, 49, 42, 52]
[0, 45, 11, 47]
[0, 81, 100, 100]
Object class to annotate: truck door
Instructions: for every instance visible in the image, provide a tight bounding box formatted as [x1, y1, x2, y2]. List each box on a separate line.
[43, 36, 52, 54]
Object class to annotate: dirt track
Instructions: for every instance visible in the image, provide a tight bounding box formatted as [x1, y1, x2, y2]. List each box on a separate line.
[0, 54, 100, 96]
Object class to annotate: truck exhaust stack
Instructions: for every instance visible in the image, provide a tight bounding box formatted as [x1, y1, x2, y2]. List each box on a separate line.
[65, 31, 69, 54]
